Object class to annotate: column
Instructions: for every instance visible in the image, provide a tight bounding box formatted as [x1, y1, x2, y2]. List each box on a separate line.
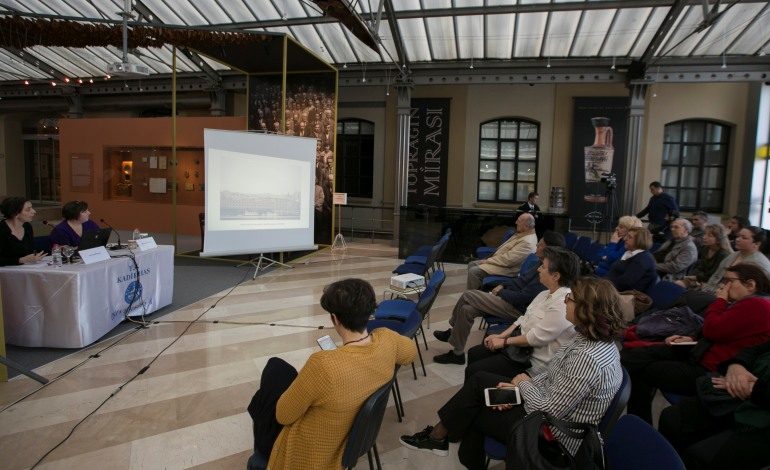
[393, 80, 412, 246]
[621, 82, 649, 216]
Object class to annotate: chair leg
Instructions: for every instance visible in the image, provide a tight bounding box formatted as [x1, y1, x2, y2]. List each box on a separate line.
[367, 449, 374, 470]
[391, 383, 403, 422]
[411, 361, 417, 380]
[419, 323, 429, 350]
[413, 336, 426, 377]
[394, 377, 405, 419]
[373, 444, 382, 470]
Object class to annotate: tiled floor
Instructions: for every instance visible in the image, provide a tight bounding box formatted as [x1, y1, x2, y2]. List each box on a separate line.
[0, 242, 497, 469]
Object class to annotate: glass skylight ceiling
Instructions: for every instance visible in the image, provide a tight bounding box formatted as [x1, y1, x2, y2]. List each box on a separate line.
[0, 0, 768, 82]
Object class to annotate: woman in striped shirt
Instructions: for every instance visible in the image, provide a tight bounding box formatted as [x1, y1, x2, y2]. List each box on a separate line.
[399, 277, 625, 469]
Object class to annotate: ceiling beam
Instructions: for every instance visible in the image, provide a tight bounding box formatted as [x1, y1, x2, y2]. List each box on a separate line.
[641, 0, 688, 63]
[133, 0, 221, 86]
[4, 47, 69, 82]
[383, 0, 409, 71]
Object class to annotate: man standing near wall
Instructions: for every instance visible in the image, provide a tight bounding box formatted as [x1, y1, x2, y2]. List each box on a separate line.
[466, 213, 537, 290]
[637, 181, 679, 241]
[516, 192, 541, 217]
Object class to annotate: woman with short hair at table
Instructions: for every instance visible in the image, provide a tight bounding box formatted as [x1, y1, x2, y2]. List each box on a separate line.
[50, 200, 100, 247]
[0, 196, 45, 266]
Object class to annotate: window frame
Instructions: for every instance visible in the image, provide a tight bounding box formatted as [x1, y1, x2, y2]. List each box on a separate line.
[660, 119, 730, 212]
[477, 117, 540, 203]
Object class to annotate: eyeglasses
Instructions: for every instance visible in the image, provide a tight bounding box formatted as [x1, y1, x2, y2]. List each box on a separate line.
[564, 293, 575, 304]
[720, 276, 741, 285]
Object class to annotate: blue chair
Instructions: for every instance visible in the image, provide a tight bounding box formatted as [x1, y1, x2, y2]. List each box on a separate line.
[410, 228, 451, 259]
[661, 391, 686, 406]
[572, 236, 591, 259]
[341, 378, 396, 470]
[405, 231, 450, 266]
[585, 241, 605, 265]
[376, 269, 446, 347]
[646, 280, 686, 311]
[483, 367, 631, 467]
[604, 415, 685, 470]
[564, 231, 578, 250]
[393, 241, 441, 278]
[476, 228, 515, 259]
[246, 450, 267, 470]
[368, 309, 425, 379]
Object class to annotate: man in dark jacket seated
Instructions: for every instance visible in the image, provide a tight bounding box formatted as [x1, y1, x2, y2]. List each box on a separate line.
[432, 231, 565, 365]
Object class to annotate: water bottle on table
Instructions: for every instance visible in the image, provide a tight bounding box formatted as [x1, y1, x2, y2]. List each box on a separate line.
[52, 246, 62, 267]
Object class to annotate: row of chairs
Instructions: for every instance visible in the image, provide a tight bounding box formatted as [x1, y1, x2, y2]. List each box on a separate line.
[392, 229, 451, 279]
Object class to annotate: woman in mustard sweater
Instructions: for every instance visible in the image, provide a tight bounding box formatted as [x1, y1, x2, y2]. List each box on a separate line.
[247, 278, 417, 470]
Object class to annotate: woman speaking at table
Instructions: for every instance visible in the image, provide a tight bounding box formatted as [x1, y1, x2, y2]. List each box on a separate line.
[0, 196, 45, 266]
[50, 200, 100, 247]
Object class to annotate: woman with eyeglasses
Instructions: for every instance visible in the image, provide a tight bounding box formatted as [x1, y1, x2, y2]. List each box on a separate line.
[399, 277, 624, 469]
[622, 263, 770, 423]
[49, 200, 100, 248]
[676, 224, 732, 289]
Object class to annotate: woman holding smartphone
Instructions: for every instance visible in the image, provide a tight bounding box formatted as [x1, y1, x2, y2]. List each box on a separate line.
[246, 278, 416, 470]
[399, 277, 625, 469]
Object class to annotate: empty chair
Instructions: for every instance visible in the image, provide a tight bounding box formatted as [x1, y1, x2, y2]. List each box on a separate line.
[572, 236, 591, 260]
[645, 280, 686, 311]
[604, 415, 685, 470]
[409, 228, 451, 259]
[476, 228, 515, 260]
[341, 378, 396, 470]
[406, 230, 450, 266]
[393, 241, 441, 278]
[585, 241, 605, 265]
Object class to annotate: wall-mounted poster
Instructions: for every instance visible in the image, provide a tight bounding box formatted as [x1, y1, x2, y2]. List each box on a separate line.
[568, 97, 630, 231]
[70, 153, 93, 192]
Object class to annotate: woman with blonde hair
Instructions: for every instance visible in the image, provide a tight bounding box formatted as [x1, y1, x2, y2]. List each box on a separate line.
[594, 215, 643, 276]
[605, 227, 658, 292]
[676, 224, 732, 289]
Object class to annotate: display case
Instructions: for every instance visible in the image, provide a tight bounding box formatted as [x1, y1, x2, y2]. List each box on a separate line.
[103, 146, 204, 205]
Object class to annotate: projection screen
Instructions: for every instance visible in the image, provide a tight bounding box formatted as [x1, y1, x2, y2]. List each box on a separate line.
[201, 129, 317, 257]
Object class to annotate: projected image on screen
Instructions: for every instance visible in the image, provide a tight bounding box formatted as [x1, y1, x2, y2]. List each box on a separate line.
[218, 156, 302, 221]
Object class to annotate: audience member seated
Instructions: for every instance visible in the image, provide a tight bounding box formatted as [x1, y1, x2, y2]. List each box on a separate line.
[680, 226, 770, 313]
[0, 196, 45, 266]
[726, 215, 749, 251]
[50, 200, 100, 247]
[246, 278, 416, 470]
[689, 210, 709, 246]
[399, 277, 624, 469]
[594, 215, 643, 277]
[604, 227, 657, 293]
[433, 246, 576, 365]
[676, 224, 732, 289]
[654, 218, 698, 280]
[658, 339, 770, 469]
[622, 264, 770, 423]
[466, 213, 537, 290]
[461, 248, 579, 380]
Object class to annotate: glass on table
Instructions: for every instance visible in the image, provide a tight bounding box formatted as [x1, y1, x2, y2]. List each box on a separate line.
[61, 245, 76, 264]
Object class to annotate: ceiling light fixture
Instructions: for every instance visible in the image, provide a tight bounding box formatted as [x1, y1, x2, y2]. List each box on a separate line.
[721, 53, 727, 69]
[546, 57, 551, 68]
[611, 57, 616, 70]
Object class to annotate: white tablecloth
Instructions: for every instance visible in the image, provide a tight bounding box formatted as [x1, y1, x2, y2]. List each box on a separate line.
[0, 245, 174, 348]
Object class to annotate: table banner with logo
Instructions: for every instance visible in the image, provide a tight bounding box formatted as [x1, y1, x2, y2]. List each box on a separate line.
[0, 245, 173, 348]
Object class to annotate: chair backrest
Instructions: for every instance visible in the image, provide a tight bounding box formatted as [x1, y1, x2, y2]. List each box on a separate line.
[416, 270, 446, 317]
[646, 280, 686, 311]
[340, 378, 395, 468]
[604, 415, 685, 470]
[573, 236, 591, 259]
[586, 242, 605, 264]
[500, 228, 516, 245]
[435, 232, 451, 264]
[598, 367, 631, 437]
[564, 231, 578, 250]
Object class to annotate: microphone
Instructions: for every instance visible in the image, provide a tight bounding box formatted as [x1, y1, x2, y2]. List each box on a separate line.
[41, 219, 51, 226]
[100, 218, 122, 249]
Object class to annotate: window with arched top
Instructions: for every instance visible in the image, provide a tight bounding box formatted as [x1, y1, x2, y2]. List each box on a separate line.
[478, 118, 539, 202]
[335, 119, 374, 198]
[660, 119, 730, 212]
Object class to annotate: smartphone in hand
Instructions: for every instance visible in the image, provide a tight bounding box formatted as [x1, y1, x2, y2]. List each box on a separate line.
[316, 334, 337, 350]
[484, 387, 521, 407]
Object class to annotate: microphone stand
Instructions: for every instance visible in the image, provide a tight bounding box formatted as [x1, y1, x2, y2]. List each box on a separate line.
[100, 218, 122, 250]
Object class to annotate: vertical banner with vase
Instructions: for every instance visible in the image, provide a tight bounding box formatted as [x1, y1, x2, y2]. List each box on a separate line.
[568, 97, 629, 230]
[407, 98, 450, 207]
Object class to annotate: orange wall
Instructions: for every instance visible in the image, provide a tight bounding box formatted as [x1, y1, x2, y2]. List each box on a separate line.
[59, 116, 246, 235]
